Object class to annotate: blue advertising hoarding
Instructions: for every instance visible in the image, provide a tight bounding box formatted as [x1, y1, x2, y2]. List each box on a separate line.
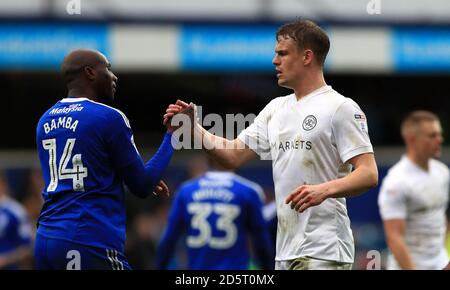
[392, 27, 450, 72]
[1, 23, 450, 73]
[0, 23, 109, 69]
[180, 25, 277, 71]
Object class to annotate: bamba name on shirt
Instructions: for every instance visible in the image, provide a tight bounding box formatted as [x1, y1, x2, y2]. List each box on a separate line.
[43, 117, 79, 134]
[271, 139, 312, 152]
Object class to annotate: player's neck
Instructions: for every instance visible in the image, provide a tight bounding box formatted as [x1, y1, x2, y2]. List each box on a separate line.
[293, 71, 326, 100]
[407, 152, 430, 172]
[67, 88, 97, 101]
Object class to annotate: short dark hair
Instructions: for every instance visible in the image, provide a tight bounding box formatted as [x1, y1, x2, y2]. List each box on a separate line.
[401, 110, 440, 139]
[276, 20, 330, 67]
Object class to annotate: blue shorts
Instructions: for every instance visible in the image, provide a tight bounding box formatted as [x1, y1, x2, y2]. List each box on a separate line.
[35, 234, 131, 270]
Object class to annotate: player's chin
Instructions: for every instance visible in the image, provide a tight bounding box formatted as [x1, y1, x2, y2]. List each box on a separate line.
[277, 79, 291, 89]
[433, 150, 442, 159]
[277, 77, 285, 86]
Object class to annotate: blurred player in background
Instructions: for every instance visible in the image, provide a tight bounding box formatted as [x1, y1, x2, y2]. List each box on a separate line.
[34, 49, 176, 270]
[378, 111, 449, 270]
[156, 156, 274, 270]
[164, 20, 378, 270]
[0, 171, 33, 270]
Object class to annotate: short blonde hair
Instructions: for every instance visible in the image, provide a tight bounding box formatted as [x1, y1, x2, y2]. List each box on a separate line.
[401, 110, 439, 140]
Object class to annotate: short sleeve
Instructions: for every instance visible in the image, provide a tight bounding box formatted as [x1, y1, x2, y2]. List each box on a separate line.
[104, 110, 141, 170]
[331, 99, 373, 163]
[237, 101, 273, 160]
[378, 176, 408, 220]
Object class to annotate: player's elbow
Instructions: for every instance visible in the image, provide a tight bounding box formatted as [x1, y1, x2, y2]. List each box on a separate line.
[367, 168, 379, 189]
[360, 164, 378, 190]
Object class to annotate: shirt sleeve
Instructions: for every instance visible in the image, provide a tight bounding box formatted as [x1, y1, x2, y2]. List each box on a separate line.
[104, 110, 174, 198]
[156, 189, 186, 269]
[378, 176, 408, 220]
[331, 99, 374, 163]
[105, 111, 141, 170]
[237, 101, 274, 160]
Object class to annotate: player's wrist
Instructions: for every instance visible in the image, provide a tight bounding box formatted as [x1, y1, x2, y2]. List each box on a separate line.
[322, 181, 337, 199]
[193, 122, 204, 136]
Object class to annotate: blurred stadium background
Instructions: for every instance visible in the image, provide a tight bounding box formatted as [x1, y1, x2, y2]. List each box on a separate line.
[1, 0, 450, 269]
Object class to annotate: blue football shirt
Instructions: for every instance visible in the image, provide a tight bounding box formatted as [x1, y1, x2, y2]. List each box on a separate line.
[36, 97, 142, 252]
[157, 171, 273, 270]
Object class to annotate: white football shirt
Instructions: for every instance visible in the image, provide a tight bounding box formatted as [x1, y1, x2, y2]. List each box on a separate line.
[238, 85, 373, 262]
[378, 156, 449, 270]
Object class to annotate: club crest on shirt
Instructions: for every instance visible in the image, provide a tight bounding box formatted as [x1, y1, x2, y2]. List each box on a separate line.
[302, 115, 317, 131]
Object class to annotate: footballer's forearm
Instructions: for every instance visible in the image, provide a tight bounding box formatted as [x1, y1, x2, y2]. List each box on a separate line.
[386, 235, 415, 270]
[122, 132, 174, 198]
[324, 153, 378, 199]
[193, 124, 253, 170]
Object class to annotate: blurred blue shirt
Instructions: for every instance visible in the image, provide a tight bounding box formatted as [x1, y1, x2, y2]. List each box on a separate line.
[0, 197, 32, 269]
[157, 171, 274, 270]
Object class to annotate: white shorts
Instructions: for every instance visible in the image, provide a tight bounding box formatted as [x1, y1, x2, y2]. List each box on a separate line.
[275, 256, 352, 270]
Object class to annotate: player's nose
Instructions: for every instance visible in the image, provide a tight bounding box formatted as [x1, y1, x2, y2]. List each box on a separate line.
[272, 55, 279, 65]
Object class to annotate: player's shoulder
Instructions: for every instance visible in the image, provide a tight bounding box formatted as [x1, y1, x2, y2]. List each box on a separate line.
[430, 158, 450, 177]
[312, 87, 361, 119]
[83, 99, 131, 128]
[40, 98, 131, 128]
[381, 158, 411, 188]
[321, 86, 361, 111]
[335, 95, 362, 113]
[231, 174, 265, 202]
[385, 159, 408, 177]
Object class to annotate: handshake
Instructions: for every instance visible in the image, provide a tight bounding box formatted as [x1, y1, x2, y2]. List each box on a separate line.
[163, 99, 198, 133]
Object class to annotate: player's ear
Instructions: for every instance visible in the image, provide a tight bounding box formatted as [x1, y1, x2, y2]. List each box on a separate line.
[84, 66, 96, 80]
[303, 49, 313, 66]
